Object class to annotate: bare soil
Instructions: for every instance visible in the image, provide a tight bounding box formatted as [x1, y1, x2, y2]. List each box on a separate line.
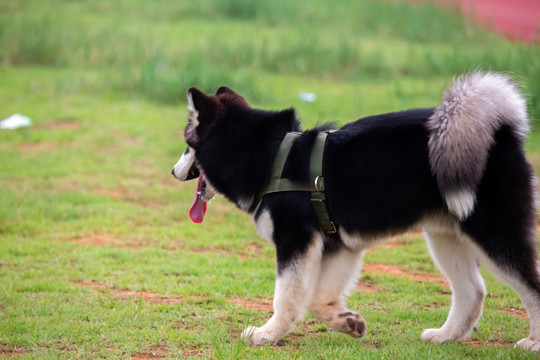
[465, 338, 513, 348]
[38, 119, 81, 130]
[501, 306, 528, 320]
[68, 234, 146, 250]
[131, 345, 171, 360]
[74, 280, 185, 305]
[363, 263, 450, 288]
[228, 297, 274, 312]
[0, 346, 26, 358]
[19, 141, 57, 151]
[357, 279, 377, 293]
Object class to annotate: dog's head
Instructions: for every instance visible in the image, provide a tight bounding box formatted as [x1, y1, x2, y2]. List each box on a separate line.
[171, 86, 252, 221]
[171, 85, 251, 182]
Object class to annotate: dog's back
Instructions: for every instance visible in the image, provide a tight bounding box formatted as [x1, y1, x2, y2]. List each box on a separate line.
[323, 108, 441, 236]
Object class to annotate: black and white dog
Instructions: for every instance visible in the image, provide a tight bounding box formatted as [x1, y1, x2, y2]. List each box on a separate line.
[172, 72, 540, 351]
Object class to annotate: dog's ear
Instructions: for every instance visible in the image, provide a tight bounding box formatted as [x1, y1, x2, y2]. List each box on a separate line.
[215, 86, 251, 108]
[274, 108, 297, 131]
[215, 86, 233, 96]
[187, 87, 219, 127]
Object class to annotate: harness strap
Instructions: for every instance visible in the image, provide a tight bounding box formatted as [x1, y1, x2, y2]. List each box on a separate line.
[258, 131, 337, 234]
[269, 132, 301, 180]
[311, 192, 336, 233]
[309, 131, 337, 233]
[310, 132, 327, 188]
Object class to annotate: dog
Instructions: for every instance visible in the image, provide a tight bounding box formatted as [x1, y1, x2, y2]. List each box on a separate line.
[171, 72, 540, 351]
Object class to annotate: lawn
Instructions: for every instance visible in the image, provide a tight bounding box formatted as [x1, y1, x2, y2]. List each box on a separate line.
[1, 0, 540, 358]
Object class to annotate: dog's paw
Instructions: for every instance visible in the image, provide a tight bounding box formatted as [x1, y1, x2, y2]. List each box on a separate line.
[241, 326, 273, 345]
[337, 311, 367, 338]
[515, 337, 540, 352]
[421, 328, 457, 343]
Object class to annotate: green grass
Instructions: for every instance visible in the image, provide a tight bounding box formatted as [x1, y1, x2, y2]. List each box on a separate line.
[1, 0, 539, 117]
[1, 0, 540, 359]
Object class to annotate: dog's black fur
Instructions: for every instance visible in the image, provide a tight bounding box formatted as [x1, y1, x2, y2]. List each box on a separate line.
[172, 75, 540, 349]
[255, 108, 446, 272]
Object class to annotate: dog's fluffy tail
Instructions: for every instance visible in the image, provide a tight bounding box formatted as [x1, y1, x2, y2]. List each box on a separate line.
[427, 72, 529, 220]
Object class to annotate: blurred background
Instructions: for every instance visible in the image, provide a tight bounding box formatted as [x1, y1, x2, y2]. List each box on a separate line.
[1, 0, 539, 121]
[1, 1, 540, 358]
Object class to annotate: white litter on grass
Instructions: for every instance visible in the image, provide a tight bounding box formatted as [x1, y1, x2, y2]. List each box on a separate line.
[0, 114, 33, 129]
[298, 92, 317, 103]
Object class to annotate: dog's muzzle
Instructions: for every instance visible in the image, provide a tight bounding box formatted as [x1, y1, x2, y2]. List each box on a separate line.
[172, 162, 200, 181]
[171, 163, 199, 180]
[172, 147, 200, 181]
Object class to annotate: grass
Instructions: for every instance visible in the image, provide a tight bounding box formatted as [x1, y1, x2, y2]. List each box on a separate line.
[1, 0, 540, 359]
[1, 0, 540, 116]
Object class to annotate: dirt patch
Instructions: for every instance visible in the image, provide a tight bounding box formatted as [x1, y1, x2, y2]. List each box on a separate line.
[228, 297, 274, 312]
[421, 301, 447, 310]
[379, 239, 411, 248]
[117, 290, 184, 306]
[94, 187, 156, 205]
[78, 279, 276, 312]
[274, 321, 329, 346]
[367, 231, 423, 251]
[74, 280, 185, 305]
[189, 247, 240, 258]
[40, 119, 80, 130]
[131, 345, 170, 360]
[68, 234, 146, 250]
[94, 188, 129, 198]
[363, 263, 449, 288]
[357, 279, 377, 293]
[56, 179, 81, 192]
[179, 349, 208, 357]
[502, 306, 528, 320]
[19, 141, 57, 151]
[247, 241, 266, 253]
[465, 338, 513, 348]
[68, 232, 269, 259]
[70, 234, 118, 247]
[0, 346, 26, 358]
[187, 244, 269, 260]
[131, 353, 162, 359]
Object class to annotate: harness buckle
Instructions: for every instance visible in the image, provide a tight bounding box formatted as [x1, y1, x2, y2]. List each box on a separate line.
[311, 196, 337, 234]
[327, 221, 337, 234]
[314, 176, 324, 193]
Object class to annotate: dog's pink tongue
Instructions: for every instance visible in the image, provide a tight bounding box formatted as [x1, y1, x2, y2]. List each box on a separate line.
[189, 176, 207, 223]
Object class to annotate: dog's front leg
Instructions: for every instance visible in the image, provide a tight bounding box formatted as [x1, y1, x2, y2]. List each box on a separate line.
[243, 233, 323, 345]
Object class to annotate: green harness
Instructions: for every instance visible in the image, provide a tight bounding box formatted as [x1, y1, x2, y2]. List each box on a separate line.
[257, 131, 337, 234]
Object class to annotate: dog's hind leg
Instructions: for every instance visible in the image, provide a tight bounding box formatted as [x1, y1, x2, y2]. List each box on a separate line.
[480, 255, 540, 351]
[460, 217, 540, 351]
[242, 232, 324, 345]
[421, 218, 487, 343]
[461, 211, 540, 351]
[457, 126, 540, 351]
[308, 246, 367, 338]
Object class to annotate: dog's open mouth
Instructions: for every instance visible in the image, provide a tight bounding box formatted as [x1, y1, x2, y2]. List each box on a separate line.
[172, 156, 216, 223]
[189, 173, 208, 223]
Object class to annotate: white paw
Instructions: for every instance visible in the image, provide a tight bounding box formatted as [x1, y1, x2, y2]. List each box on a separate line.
[421, 328, 459, 344]
[515, 337, 540, 352]
[241, 326, 274, 345]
